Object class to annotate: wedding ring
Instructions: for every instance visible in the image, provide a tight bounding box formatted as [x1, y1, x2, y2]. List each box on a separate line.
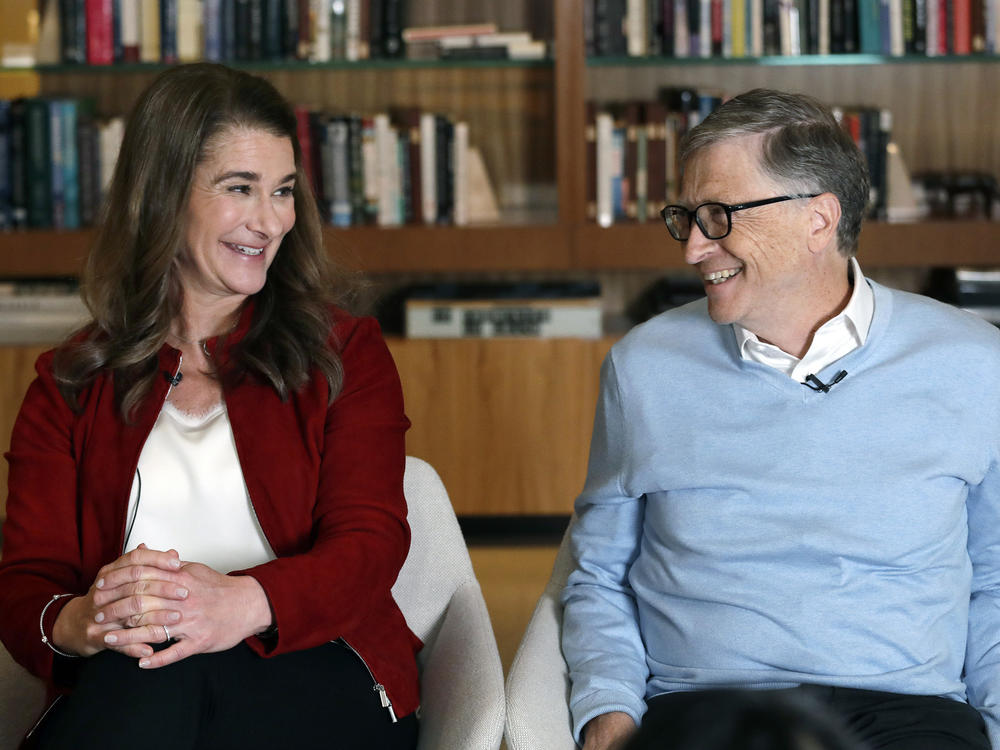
[163, 625, 171, 642]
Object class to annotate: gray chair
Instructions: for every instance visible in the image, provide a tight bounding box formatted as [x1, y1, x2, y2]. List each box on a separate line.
[0, 456, 505, 750]
[504, 518, 578, 750]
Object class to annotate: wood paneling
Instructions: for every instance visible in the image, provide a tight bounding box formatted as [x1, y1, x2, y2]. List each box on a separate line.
[387, 336, 615, 515]
[0, 346, 48, 521]
[1, 338, 615, 520]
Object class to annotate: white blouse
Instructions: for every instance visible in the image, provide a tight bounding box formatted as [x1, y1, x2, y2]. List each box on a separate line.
[122, 400, 276, 573]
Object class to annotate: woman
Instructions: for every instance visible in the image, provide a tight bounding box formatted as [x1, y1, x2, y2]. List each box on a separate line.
[0, 63, 419, 749]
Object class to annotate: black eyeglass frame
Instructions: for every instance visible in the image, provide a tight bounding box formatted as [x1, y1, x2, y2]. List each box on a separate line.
[659, 193, 821, 241]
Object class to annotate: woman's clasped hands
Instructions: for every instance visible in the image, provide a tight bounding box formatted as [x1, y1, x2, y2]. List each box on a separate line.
[51, 543, 273, 669]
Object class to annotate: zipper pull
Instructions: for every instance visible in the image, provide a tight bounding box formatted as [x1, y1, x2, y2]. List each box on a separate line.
[375, 684, 398, 723]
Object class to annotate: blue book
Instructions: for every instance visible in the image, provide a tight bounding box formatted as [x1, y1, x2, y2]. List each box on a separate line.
[204, 0, 224, 60]
[857, 0, 883, 52]
[161, 0, 179, 63]
[61, 100, 81, 230]
[49, 100, 65, 229]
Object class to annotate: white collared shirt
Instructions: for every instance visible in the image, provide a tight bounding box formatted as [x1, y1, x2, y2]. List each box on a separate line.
[735, 257, 875, 382]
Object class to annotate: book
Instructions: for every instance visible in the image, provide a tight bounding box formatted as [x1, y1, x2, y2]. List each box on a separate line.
[0, 101, 10, 230]
[310, 0, 331, 61]
[8, 99, 28, 229]
[86, 0, 115, 64]
[161, 0, 179, 62]
[0, 284, 89, 346]
[121, 0, 141, 61]
[452, 121, 469, 227]
[434, 115, 454, 225]
[585, 102, 597, 222]
[595, 109, 614, 227]
[404, 282, 604, 339]
[391, 106, 422, 226]
[25, 98, 53, 228]
[419, 112, 436, 225]
[76, 99, 99, 226]
[141, 0, 162, 62]
[60, 0, 88, 63]
[178, 0, 203, 62]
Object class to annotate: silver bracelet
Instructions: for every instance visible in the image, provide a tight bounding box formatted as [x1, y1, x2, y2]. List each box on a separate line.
[39, 593, 80, 659]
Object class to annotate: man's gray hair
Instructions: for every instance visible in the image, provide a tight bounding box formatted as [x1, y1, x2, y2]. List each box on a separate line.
[680, 89, 870, 257]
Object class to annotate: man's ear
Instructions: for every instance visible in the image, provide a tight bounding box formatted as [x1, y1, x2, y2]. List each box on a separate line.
[806, 192, 842, 255]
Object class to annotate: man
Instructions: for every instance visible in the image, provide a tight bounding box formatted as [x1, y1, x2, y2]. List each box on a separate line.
[561, 88, 1000, 750]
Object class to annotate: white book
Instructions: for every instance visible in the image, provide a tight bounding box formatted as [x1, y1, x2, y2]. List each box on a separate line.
[311, 0, 332, 61]
[674, 0, 690, 56]
[750, 0, 765, 56]
[99, 117, 125, 200]
[346, 0, 363, 60]
[626, 0, 648, 56]
[925, 0, 939, 54]
[699, 0, 712, 56]
[818, 0, 831, 54]
[419, 113, 437, 225]
[596, 111, 614, 228]
[141, 0, 162, 62]
[889, 0, 904, 55]
[405, 298, 603, 339]
[121, 0, 141, 58]
[374, 114, 403, 227]
[452, 122, 469, 227]
[177, 0, 204, 62]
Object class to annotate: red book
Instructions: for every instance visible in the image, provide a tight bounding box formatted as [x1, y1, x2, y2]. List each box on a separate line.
[294, 106, 317, 197]
[951, 0, 972, 52]
[585, 101, 597, 222]
[86, 0, 114, 65]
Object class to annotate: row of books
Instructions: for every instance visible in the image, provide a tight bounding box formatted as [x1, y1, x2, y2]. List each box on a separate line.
[586, 87, 892, 227]
[0, 95, 489, 230]
[0, 97, 123, 231]
[0, 279, 87, 345]
[586, 0, 1000, 58]
[296, 106, 480, 227]
[50, 0, 408, 66]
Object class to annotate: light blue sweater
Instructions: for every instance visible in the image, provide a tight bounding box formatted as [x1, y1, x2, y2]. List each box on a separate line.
[562, 281, 1000, 746]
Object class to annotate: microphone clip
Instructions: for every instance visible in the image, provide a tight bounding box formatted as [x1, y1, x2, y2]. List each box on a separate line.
[803, 370, 847, 393]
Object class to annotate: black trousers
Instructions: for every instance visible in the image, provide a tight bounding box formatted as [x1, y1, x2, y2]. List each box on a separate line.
[31, 641, 418, 750]
[640, 686, 990, 750]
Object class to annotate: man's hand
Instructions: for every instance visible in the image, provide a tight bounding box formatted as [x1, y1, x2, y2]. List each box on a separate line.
[582, 711, 637, 750]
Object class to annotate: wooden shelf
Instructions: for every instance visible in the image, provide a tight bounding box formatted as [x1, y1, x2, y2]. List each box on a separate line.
[0, 223, 573, 278]
[3, 220, 999, 278]
[572, 220, 1000, 271]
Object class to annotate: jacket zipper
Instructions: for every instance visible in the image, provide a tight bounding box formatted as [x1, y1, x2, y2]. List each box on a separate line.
[24, 694, 63, 742]
[339, 639, 398, 723]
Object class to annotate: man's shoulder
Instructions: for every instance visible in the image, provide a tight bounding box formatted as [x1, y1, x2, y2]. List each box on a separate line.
[613, 297, 717, 359]
[876, 282, 1000, 345]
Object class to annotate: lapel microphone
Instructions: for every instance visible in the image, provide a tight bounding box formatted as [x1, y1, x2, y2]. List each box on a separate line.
[162, 371, 183, 387]
[803, 370, 847, 393]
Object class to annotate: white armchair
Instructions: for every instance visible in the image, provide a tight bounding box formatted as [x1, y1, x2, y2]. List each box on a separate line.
[504, 518, 578, 750]
[0, 456, 505, 750]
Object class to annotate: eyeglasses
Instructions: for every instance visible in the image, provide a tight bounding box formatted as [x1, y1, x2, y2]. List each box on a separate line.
[659, 194, 820, 241]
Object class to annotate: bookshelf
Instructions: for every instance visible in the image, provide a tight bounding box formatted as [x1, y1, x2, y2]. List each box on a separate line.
[1, 1, 998, 274]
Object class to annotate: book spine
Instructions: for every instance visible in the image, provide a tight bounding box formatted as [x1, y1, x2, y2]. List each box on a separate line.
[346, 0, 362, 60]
[9, 100, 28, 229]
[434, 115, 454, 225]
[86, 0, 115, 64]
[373, 113, 398, 226]
[178, 0, 204, 61]
[452, 121, 469, 226]
[419, 112, 436, 224]
[347, 115, 366, 224]
[644, 101, 667, 217]
[76, 102, 98, 226]
[382, 0, 405, 57]
[61, 100, 81, 230]
[262, 0, 283, 58]
[328, 118, 352, 226]
[26, 99, 53, 228]
[0, 102, 10, 230]
[627, 0, 648, 55]
[309, 0, 330, 60]
[204, 0, 223, 59]
[596, 109, 614, 227]
[121, 0, 141, 60]
[59, 0, 87, 63]
[361, 116, 378, 222]
[857, 0, 882, 50]
[953, 0, 973, 51]
[141, 0, 162, 61]
[112, 0, 124, 62]
[284, 0, 300, 58]
[161, 0, 179, 62]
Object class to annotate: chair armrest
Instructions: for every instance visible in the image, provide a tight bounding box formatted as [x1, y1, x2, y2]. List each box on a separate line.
[0, 642, 46, 750]
[504, 580, 577, 750]
[416, 579, 505, 750]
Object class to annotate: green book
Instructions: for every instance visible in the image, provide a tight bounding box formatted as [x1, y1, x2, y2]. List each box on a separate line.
[25, 98, 53, 229]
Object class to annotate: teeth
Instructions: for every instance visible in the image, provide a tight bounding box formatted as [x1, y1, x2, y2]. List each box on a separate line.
[233, 244, 264, 256]
[705, 268, 742, 285]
